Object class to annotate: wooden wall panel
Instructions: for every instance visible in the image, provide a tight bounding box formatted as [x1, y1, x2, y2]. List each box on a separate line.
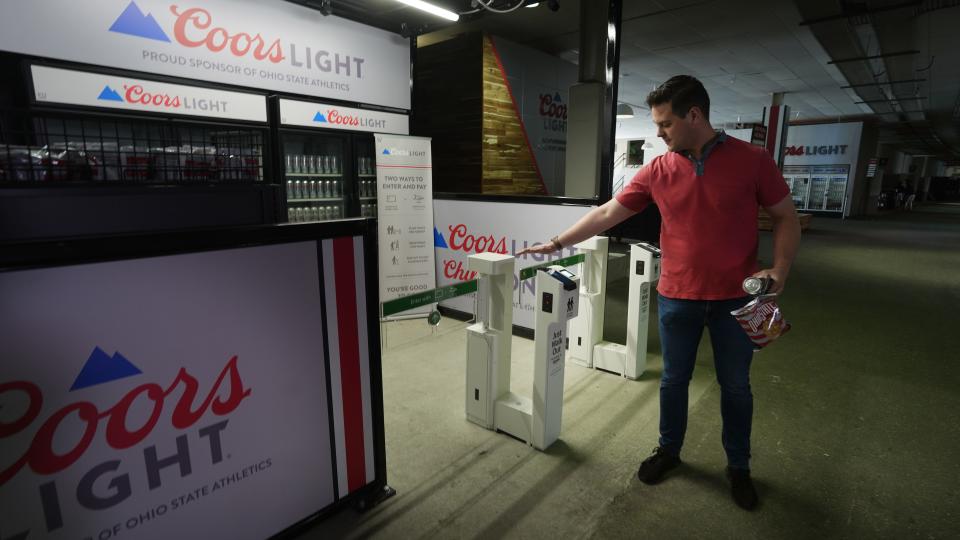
[412, 33, 547, 196]
[481, 36, 545, 195]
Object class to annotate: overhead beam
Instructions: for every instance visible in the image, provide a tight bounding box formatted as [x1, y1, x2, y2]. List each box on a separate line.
[798, 0, 922, 26]
[829, 50, 920, 64]
[841, 78, 926, 89]
[854, 97, 927, 104]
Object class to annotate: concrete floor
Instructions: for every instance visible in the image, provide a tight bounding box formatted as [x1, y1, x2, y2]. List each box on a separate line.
[300, 204, 960, 539]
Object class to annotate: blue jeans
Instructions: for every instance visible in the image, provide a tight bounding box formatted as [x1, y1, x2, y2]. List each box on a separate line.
[657, 294, 756, 470]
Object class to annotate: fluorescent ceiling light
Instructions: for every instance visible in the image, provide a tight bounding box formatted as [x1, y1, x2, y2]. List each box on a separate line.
[395, 0, 460, 21]
[616, 103, 634, 119]
[526, 2, 540, 6]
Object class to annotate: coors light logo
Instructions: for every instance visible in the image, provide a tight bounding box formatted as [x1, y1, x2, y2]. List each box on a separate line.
[108, 1, 366, 78]
[0, 347, 252, 536]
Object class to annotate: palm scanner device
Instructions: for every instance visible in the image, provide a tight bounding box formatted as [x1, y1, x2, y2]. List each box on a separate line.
[465, 253, 580, 450]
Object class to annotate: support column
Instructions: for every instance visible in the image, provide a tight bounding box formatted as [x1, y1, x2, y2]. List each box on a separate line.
[564, 0, 622, 199]
[762, 92, 790, 169]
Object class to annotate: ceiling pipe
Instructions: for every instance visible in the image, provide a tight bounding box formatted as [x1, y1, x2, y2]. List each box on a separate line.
[841, 78, 926, 88]
[828, 50, 920, 64]
[798, 0, 922, 26]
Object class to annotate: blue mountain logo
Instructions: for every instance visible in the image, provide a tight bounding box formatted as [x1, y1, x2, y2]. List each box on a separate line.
[97, 85, 124, 102]
[313, 112, 327, 122]
[70, 346, 143, 391]
[434, 227, 448, 248]
[109, 1, 170, 42]
[382, 149, 391, 155]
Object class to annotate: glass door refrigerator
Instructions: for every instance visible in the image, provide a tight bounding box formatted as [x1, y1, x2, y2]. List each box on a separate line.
[280, 131, 347, 223]
[824, 166, 849, 213]
[782, 165, 810, 210]
[808, 167, 831, 211]
[276, 97, 391, 223]
[2, 61, 278, 241]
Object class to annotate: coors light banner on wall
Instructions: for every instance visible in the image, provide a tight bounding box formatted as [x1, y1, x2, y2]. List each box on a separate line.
[280, 98, 409, 135]
[0, 240, 376, 539]
[0, 0, 410, 109]
[32, 65, 268, 122]
[433, 199, 593, 330]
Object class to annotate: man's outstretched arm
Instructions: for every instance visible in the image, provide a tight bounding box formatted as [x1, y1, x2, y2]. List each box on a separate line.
[518, 198, 638, 256]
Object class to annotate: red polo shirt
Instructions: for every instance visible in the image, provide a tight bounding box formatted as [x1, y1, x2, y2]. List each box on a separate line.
[615, 134, 789, 300]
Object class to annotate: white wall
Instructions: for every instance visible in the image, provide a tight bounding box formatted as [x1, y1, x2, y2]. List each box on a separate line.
[727, 128, 753, 142]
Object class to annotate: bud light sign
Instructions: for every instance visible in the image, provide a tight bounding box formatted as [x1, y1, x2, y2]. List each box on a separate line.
[0, 242, 338, 539]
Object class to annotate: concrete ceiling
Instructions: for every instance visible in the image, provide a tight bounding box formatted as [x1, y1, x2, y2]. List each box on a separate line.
[298, 0, 960, 159]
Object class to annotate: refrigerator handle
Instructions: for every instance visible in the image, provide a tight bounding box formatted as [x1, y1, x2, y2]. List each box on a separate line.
[267, 95, 283, 188]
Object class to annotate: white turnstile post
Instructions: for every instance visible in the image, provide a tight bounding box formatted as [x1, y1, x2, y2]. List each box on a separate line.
[464, 253, 514, 429]
[593, 242, 662, 379]
[567, 236, 609, 369]
[465, 254, 580, 451]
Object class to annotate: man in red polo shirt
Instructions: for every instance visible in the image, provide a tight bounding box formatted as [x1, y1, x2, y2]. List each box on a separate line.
[519, 75, 801, 510]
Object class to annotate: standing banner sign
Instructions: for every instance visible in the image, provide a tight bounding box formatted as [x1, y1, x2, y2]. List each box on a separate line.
[374, 134, 436, 319]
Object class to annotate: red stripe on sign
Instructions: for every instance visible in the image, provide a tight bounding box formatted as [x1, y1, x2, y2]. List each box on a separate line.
[333, 237, 366, 492]
[765, 105, 780, 158]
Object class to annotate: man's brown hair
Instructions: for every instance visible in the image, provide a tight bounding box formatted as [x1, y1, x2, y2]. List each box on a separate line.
[646, 75, 710, 120]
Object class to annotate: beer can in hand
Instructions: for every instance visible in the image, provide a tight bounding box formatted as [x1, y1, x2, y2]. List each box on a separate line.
[743, 276, 772, 296]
